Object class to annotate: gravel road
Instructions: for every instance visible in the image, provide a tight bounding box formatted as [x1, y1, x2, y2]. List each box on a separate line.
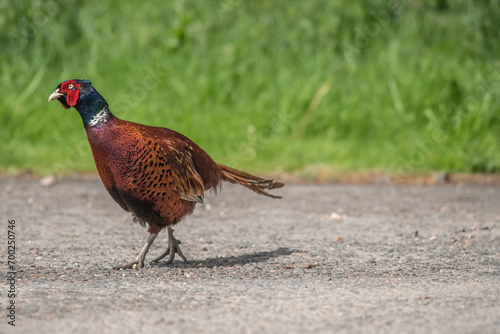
[1, 177, 499, 334]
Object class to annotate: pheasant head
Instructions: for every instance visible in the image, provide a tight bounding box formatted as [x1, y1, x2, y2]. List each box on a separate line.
[49, 79, 110, 127]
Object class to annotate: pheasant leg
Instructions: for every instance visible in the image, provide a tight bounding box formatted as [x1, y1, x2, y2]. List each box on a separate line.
[150, 226, 188, 264]
[114, 233, 158, 270]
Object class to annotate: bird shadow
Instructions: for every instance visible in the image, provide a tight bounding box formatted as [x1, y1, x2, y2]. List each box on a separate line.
[152, 247, 298, 268]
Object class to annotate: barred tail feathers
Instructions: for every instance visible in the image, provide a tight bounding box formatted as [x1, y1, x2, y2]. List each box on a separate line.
[217, 164, 284, 199]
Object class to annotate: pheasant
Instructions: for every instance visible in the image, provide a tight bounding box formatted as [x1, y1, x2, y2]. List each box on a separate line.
[48, 79, 283, 270]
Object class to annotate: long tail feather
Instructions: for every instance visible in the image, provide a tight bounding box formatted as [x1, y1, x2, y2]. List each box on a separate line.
[217, 164, 284, 198]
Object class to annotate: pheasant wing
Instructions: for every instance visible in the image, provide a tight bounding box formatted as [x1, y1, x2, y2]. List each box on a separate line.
[155, 137, 206, 203]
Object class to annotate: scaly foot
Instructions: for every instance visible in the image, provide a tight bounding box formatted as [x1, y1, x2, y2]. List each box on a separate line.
[113, 233, 157, 270]
[150, 227, 188, 264]
[113, 258, 144, 270]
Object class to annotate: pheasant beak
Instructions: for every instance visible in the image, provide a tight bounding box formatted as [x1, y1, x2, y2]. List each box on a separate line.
[48, 88, 64, 102]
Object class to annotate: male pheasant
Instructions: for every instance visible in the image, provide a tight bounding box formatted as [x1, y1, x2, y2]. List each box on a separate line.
[48, 79, 283, 269]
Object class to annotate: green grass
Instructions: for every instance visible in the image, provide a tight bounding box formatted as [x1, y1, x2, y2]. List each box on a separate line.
[1, 0, 500, 176]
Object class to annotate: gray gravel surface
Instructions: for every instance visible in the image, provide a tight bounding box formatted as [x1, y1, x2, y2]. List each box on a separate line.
[1, 178, 499, 334]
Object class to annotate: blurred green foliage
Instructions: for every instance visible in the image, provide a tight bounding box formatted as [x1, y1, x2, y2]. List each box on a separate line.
[1, 0, 499, 176]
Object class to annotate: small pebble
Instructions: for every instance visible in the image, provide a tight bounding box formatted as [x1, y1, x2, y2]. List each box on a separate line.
[40, 176, 56, 186]
[330, 212, 342, 220]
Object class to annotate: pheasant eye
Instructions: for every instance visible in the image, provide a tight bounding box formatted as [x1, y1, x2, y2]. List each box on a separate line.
[68, 83, 74, 89]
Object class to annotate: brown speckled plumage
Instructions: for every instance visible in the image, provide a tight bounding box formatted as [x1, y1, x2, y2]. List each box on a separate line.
[49, 79, 283, 269]
[86, 115, 223, 234]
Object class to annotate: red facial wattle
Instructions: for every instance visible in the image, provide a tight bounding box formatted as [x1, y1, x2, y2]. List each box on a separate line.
[60, 81, 81, 107]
